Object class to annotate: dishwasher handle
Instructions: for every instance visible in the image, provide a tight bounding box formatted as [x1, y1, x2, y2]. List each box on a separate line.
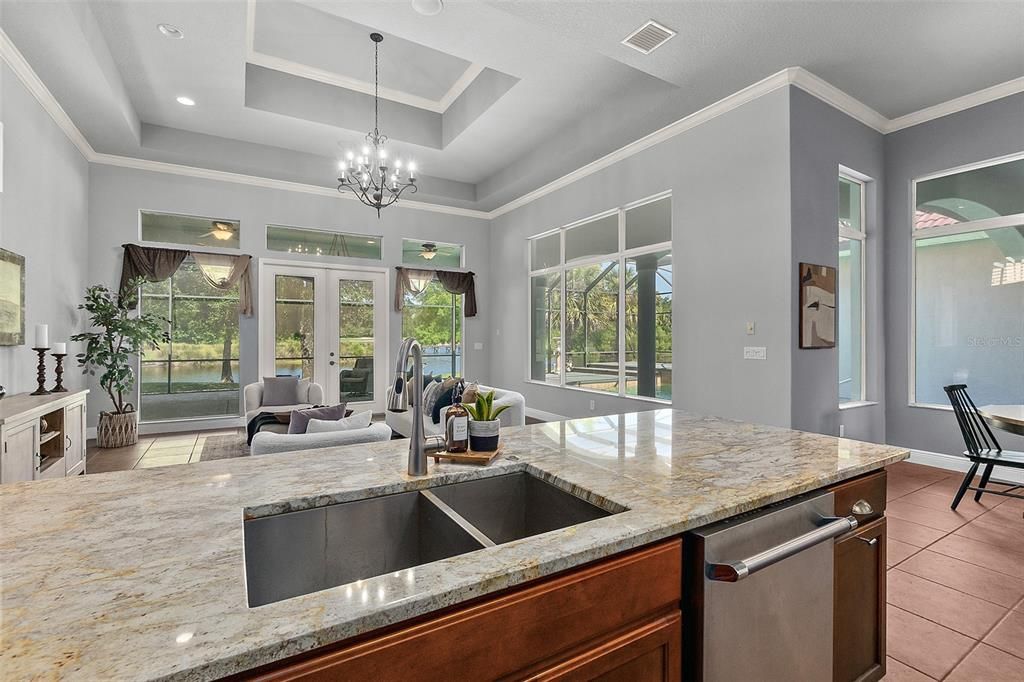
[707, 515, 858, 582]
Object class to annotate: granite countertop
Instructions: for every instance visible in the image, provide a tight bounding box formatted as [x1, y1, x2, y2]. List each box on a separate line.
[0, 409, 908, 680]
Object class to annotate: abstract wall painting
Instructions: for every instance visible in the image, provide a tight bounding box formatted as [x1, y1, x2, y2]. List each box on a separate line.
[799, 262, 835, 349]
[0, 248, 26, 346]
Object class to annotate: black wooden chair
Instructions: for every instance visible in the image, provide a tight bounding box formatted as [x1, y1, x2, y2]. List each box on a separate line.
[944, 384, 1024, 510]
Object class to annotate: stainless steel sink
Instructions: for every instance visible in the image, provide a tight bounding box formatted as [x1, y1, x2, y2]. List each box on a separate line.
[429, 471, 616, 544]
[244, 491, 486, 607]
[244, 472, 622, 607]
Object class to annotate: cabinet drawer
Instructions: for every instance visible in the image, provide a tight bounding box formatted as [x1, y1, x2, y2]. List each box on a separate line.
[831, 470, 886, 525]
[249, 540, 682, 682]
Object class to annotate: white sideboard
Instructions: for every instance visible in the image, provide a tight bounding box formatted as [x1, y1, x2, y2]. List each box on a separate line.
[0, 390, 88, 484]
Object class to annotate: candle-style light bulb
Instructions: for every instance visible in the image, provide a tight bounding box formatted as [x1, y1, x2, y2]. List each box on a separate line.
[361, 145, 370, 156]
[345, 150, 354, 160]
[407, 161, 417, 180]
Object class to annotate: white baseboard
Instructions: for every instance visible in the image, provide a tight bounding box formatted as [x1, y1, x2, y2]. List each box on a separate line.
[526, 407, 567, 423]
[909, 449, 1024, 485]
[87, 417, 244, 441]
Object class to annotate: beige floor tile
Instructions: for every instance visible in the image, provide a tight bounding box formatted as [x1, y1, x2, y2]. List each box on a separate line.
[945, 643, 1024, 682]
[887, 517, 950, 548]
[887, 499, 976, 533]
[886, 605, 976, 680]
[898, 550, 1024, 608]
[888, 538, 921, 567]
[887, 569, 1007, 639]
[984, 609, 1024, 660]
[930, 534, 1024, 580]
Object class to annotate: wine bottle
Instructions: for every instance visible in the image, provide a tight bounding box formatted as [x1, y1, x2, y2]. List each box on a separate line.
[445, 381, 470, 453]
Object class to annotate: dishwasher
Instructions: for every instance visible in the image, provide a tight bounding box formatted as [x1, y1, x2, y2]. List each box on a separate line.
[683, 491, 857, 681]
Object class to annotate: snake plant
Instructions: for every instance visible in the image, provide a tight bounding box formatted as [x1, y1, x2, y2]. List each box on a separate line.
[463, 390, 510, 422]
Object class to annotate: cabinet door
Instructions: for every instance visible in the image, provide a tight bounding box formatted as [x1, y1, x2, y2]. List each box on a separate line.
[524, 611, 681, 682]
[1, 420, 39, 484]
[834, 517, 886, 682]
[64, 400, 87, 474]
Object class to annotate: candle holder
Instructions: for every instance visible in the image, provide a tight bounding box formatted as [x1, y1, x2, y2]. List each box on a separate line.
[31, 348, 51, 396]
[51, 353, 68, 393]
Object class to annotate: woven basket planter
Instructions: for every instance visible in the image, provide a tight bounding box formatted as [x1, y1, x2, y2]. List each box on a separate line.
[97, 410, 138, 448]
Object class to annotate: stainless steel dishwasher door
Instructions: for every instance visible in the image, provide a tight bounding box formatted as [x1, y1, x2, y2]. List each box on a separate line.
[690, 491, 856, 681]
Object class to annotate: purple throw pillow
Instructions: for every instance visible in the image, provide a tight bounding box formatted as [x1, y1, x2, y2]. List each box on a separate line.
[288, 404, 350, 434]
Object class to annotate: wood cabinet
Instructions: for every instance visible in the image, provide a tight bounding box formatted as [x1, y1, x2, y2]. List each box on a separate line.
[245, 540, 682, 682]
[0, 390, 88, 484]
[832, 472, 887, 682]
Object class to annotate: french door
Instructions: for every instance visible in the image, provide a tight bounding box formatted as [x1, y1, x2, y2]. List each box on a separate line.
[259, 263, 389, 413]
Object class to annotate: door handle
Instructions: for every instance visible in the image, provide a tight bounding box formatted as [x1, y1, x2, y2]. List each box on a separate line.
[706, 515, 858, 582]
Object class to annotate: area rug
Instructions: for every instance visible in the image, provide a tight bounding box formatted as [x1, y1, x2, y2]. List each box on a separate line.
[198, 434, 250, 461]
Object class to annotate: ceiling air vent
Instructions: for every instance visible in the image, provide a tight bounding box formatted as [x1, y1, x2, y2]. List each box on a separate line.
[621, 20, 676, 54]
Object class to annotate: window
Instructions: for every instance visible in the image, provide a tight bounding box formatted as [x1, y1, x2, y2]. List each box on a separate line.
[913, 155, 1024, 407]
[529, 194, 672, 401]
[140, 258, 240, 421]
[402, 239, 463, 268]
[266, 225, 382, 260]
[141, 211, 240, 249]
[273, 275, 315, 379]
[402, 279, 462, 378]
[838, 174, 866, 403]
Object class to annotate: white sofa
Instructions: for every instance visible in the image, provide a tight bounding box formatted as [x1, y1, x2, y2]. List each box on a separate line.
[243, 380, 325, 434]
[250, 422, 393, 456]
[385, 384, 526, 438]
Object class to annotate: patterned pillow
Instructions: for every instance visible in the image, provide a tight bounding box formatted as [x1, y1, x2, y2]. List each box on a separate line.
[421, 380, 447, 419]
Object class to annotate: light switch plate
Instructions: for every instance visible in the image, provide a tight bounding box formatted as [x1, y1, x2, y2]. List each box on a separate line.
[473, 342, 484, 350]
[743, 346, 767, 360]
[746, 321, 755, 335]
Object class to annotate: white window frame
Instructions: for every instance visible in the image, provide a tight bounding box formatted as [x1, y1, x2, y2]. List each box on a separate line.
[138, 209, 242, 251]
[265, 223, 384, 260]
[838, 168, 868, 406]
[908, 150, 1024, 409]
[525, 190, 672, 404]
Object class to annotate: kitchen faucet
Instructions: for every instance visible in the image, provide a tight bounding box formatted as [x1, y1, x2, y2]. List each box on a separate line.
[387, 337, 443, 476]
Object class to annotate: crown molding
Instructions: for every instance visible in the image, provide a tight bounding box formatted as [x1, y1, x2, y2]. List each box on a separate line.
[884, 76, 1024, 133]
[3, 22, 1022, 222]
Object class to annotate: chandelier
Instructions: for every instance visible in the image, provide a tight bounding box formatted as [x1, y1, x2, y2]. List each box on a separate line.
[337, 32, 418, 218]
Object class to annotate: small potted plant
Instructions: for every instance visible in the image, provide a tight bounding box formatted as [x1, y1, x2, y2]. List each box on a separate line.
[464, 390, 509, 452]
[71, 280, 168, 448]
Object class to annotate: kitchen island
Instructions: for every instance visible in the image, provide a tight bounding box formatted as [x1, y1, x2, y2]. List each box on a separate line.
[0, 410, 907, 680]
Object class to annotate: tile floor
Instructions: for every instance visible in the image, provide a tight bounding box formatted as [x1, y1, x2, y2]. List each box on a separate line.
[882, 460, 1024, 681]
[85, 428, 243, 472]
[85, 440, 1024, 679]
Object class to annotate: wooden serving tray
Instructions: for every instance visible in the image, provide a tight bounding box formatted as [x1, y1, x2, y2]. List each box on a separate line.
[432, 444, 503, 465]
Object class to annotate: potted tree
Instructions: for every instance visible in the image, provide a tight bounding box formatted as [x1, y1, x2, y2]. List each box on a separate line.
[464, 390, 509, 452]
[71, 281, 168, 448]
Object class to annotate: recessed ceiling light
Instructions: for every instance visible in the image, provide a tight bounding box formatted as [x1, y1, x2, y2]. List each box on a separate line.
[176, 96, 195, 106]
[158, 23, 184, 39]
[411, 0, 444, 16]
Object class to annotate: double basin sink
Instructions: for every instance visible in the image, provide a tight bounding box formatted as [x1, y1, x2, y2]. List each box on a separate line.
[244, 471, 624, 607]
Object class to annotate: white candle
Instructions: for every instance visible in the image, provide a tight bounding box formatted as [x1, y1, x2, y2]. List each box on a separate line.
[52, 342, 66, 355]
[34, 324, 48, 349]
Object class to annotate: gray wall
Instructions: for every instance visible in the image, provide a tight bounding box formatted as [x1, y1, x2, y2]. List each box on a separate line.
[488, 88, 794, 426]
[789, 88, 886, 442]
[884, 92, 1024, 454]
[87, 165, 490, 427]
[0, 62, 90, 395]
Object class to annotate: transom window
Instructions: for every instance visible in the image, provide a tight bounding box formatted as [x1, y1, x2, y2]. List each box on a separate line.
[528, 194, 672, 401]
[141, 210, 240, 249]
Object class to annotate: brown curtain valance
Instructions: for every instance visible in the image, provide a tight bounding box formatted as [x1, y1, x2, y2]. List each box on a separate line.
[394, 267, 478, 317]
[119, 244, 188, 307]
[119, 244, 254, 316]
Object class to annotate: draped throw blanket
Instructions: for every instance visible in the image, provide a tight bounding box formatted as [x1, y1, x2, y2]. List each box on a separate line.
[394, 267, 478, 317]
[119, 244, 254, 315]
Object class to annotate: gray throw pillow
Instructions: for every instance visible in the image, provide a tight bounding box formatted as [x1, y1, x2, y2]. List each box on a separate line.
[263, 377, 299, 406]
[288, 403, 350, 434]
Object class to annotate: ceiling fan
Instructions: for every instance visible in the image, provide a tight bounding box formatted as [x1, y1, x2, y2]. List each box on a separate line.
[200, 221, 237, 241]
[420, 242, 438, 260]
